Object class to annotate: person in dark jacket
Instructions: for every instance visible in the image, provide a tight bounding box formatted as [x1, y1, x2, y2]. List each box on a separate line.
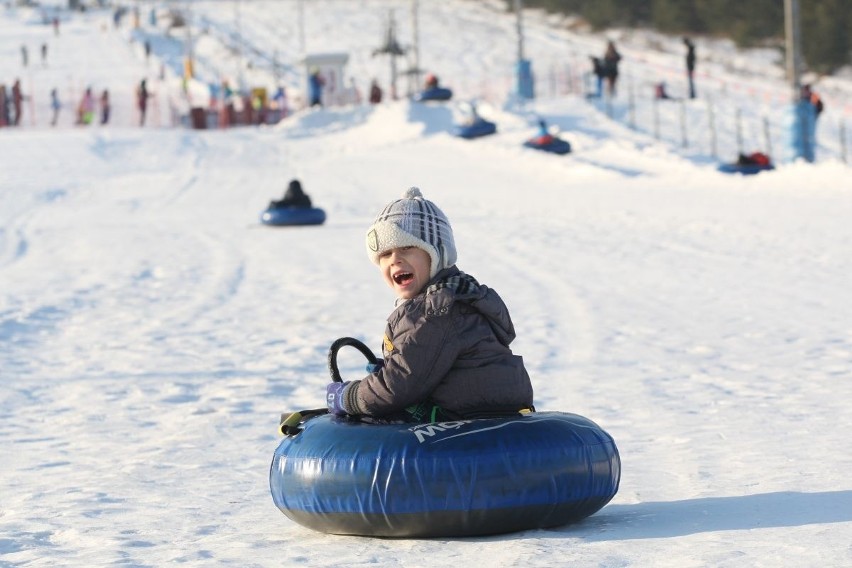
[99, 89, 111, 125]
[308, 68, 324, 107]
[588, 56, 605, 98]
[137, 79, 149, 126]
[684, 37, 697, 99]
[602, 40, 621, 97]
[269, 179, 312, 209]
[326, 187, 534, 422]
[369, 79, 382, 104]
[11, 79, 25, 126]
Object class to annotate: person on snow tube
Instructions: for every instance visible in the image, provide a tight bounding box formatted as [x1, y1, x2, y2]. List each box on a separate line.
[326, 187, 534, 423]
[270, 179, 312, 209]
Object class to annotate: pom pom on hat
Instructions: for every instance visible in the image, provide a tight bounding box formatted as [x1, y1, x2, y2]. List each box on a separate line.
[366, 187, 457, 279]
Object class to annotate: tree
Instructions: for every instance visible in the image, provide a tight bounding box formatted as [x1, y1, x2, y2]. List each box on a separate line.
[506, 0, 850, 73]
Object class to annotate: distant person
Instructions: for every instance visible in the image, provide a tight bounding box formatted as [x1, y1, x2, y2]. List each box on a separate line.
[21, 45, 28, 67]
[269, 179, 312, 209]
[76, 87, 95, 125]
[531, 119, 554, 145]
[602, 40, 621, 97]
[588, 56, 604, 98]
[100, 89, 110, 124]
[369, 79, 382, 104]
[251, 91, 266, 125]
[11, 79, 25, 126]
[800, 84, 824, 119]
[424, 73, 439, 90]
[144, 40, 151, 61]
[462, 101, 485, 126]
[308, 68, 324, 108]
[654, 82, 672, 100]
[41, 43, 48, 66]
[736, 152, 771, 166]
[50, 88, 61, 126]
[683, 37, 696, 99]
[136, 79, 149, 126]
[0, 85, 10, 127]
[271, 85, 289, 119]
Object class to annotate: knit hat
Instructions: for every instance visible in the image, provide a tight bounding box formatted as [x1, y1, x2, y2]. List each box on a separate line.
[366, 187, 457, 279]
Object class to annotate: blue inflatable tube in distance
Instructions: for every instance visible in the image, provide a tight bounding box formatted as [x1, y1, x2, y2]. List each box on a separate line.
[413, 87, 453, 102]
[455, 119, 497, 140]
[260, 207, 326, 226]
[717, 163, 775, 175]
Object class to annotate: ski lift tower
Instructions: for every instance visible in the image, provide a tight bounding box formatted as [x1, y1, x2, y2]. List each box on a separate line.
[514, 0, 534, 100]
[373, 10, 407, 100]
[785, 0, 815, 162]
[403, 0, 423, 97]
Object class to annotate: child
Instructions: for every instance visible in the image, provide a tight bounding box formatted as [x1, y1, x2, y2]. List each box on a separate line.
[326, 187, 534, 422]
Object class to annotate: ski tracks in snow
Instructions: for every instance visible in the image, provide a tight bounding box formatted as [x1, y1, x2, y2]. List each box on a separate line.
[460, 216, 599, 410]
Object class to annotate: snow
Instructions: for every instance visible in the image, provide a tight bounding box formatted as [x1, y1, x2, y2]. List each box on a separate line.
[2, 1, 852, 566]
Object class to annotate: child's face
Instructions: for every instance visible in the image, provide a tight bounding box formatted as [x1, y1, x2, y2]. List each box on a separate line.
[378, 246, 432, 299]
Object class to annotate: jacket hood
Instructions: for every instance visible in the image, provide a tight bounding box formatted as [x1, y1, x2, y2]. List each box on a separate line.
[425, 266, 517, 346]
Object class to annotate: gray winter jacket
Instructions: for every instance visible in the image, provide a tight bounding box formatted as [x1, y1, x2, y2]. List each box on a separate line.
[342, 266, 534, 419]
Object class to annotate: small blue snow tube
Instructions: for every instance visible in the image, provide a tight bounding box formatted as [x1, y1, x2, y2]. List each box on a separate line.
[413, 87, 453, 102]
[260, 207, 326, 226]
[523, 137, 572, 155]
[455, 119, 497, 139]
[717, 163, 775, 175]
[270, 411, 620, 537]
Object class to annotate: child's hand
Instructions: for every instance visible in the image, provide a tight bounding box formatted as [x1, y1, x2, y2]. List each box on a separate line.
[326, 382, 350, 416]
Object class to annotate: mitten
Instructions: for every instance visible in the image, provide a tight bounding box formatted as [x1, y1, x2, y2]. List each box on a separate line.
[326, 381, 350, 416]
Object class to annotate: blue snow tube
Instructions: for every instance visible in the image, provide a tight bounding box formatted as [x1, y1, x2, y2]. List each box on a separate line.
[270, 411, 620, 537]
[455, 119, 497, 139]
[260, 207, 326, 226]
[523, 136, 572, 155]
[413, 87, 453, 102]
[716, 163, 775, 175]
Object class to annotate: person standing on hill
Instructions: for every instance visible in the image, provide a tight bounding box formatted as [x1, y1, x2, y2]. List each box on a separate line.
[602, 40, 621, 97]
[11, 79, 25, 126]
[76, 87, 95, 125]
[0, 85, 10, 127]
[588, 56, 605, 98]
[137, 79, 149, 126]
[308, 68, 324, 108]
[684, 37, 697, 99]
[369, 79, 382, 104]
[50, 88, 61, 126]
[100, 89, 111, 125]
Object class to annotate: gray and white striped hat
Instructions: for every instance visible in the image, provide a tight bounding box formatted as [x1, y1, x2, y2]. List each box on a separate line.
[366, 187, 457, 278]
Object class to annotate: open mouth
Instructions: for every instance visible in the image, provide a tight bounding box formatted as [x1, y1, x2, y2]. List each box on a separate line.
[393, 272, 414, 286]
